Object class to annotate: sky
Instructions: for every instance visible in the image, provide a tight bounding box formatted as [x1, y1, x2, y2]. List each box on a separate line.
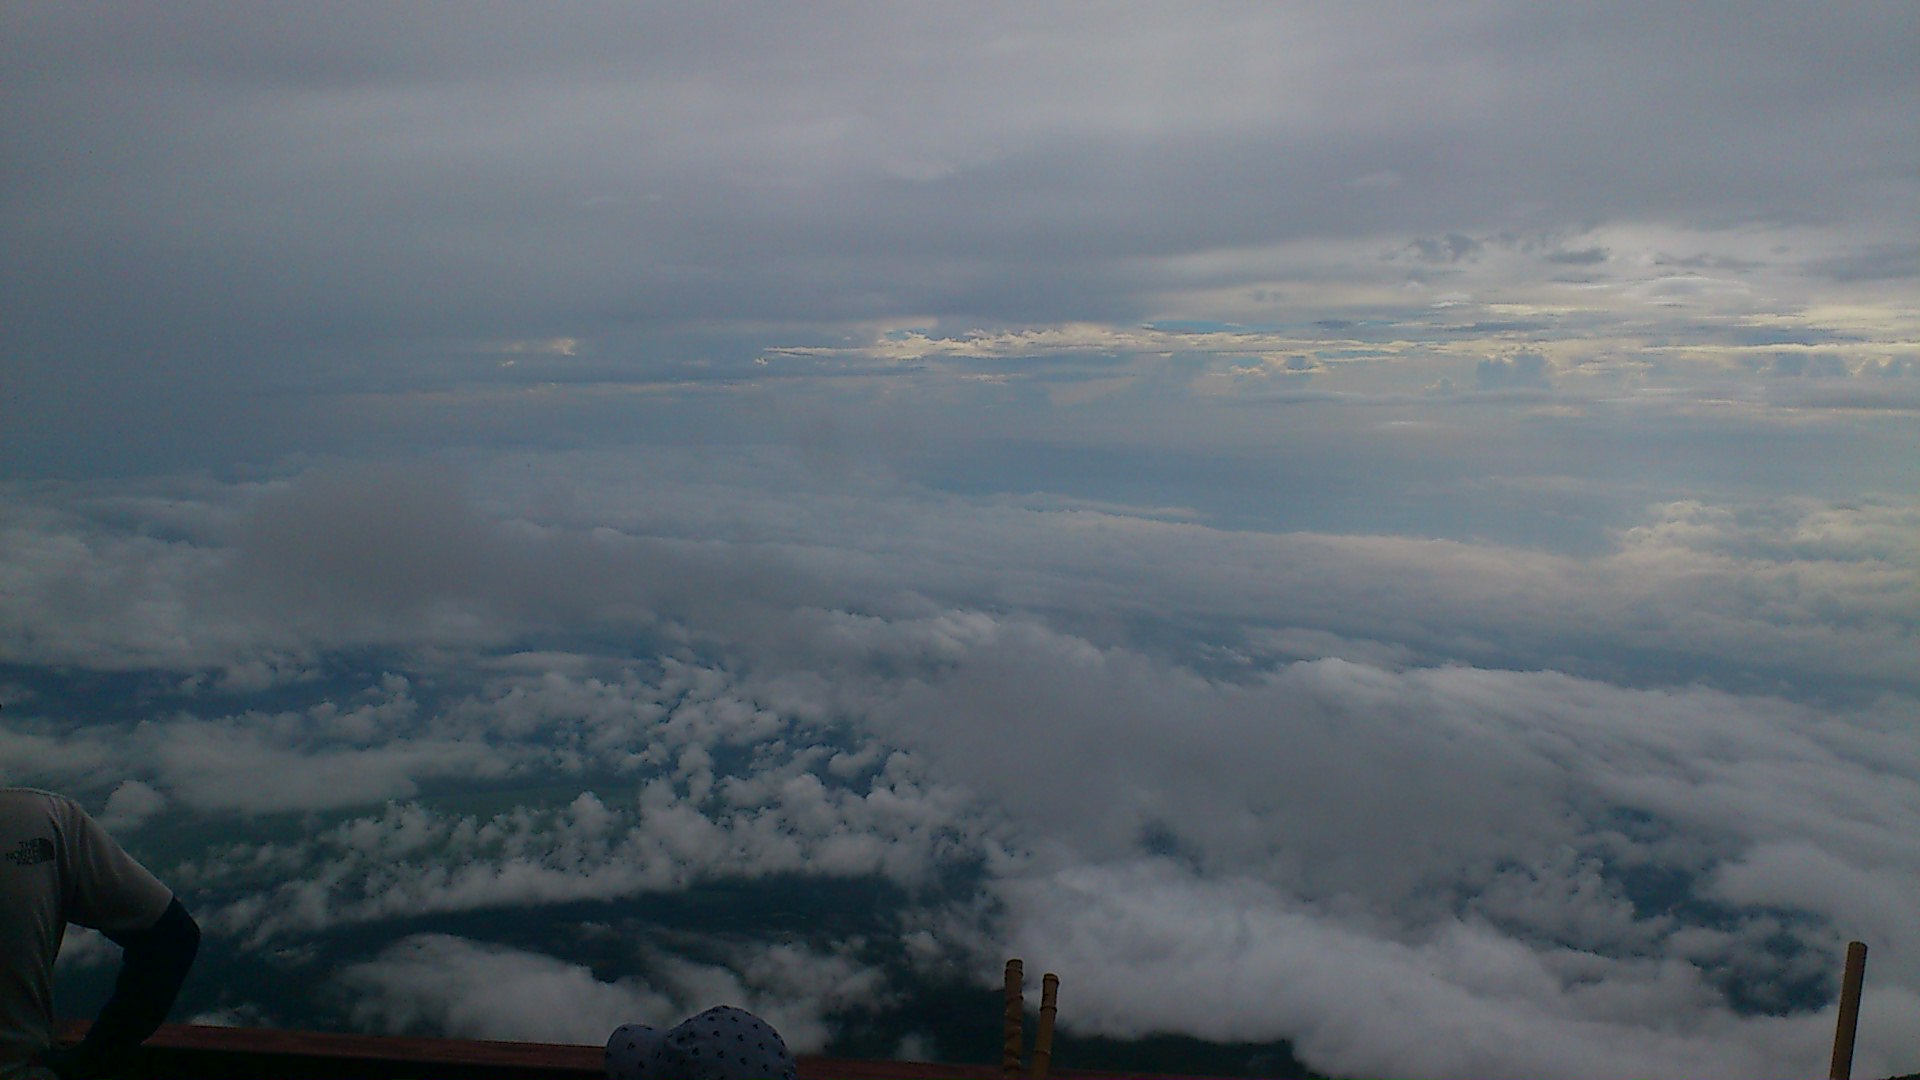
[3, 3, 1918, 1077]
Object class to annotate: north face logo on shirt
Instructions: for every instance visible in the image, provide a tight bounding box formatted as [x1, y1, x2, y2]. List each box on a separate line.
[4, 837, 55, 865]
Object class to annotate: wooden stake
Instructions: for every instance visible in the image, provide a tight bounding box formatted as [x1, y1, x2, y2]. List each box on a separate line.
[1829, 941, 1868, 1080]
[1002, 959, 1024, 1079]
[1030, 972, 1059, 1079]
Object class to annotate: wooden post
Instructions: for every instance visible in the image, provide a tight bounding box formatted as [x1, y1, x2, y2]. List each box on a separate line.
[1829, 941, 1868, 1080]
[1002, 959, 1024, 1079]
[1030, 972, 1059, 1079]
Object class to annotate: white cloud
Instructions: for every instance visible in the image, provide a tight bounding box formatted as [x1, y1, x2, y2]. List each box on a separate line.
[145, 716, 510, 815]
[992, 860, 1872, 1080]
[0, 726, 120, 789]
[55, 926, 116, 972]
[180, 671, 985, 945]
[6, 459, 1912, 702]
[98, 779, 169, 832]
[1475, 350, 1554, 391]
[336, 934, 884, 1054]
[161, 595, 1911, 1074]
[337, 934, 678, 1045]
[819, 615, 1920, 1074]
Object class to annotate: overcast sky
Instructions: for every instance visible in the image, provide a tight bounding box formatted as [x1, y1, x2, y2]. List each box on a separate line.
[5, 1, 1917, 479]
[5, 4, 1919, 1078]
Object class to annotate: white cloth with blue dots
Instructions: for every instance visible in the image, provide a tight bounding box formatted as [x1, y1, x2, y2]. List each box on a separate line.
[605, 1005, 798, 1080]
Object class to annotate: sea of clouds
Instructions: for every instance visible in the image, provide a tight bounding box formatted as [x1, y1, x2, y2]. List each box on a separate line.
[5, 449, 1915, 1079]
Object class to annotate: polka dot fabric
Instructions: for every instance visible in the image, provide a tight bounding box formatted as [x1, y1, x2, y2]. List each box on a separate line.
[605, 1006, 797, 1080]
[605, 1022, 664, 1080]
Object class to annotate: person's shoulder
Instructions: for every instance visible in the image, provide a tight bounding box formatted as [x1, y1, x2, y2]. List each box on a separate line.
[1, 786, 77, 810]
[2, 786, 68, 799]
[1, 786, 65, 809]
[0, 787, 86, 826]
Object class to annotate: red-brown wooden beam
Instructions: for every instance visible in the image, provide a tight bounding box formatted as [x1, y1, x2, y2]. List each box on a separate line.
[58, 1021, 1174, 1080]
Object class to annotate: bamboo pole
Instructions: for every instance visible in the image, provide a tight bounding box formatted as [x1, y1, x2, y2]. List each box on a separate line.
[1002, 959, 1024, 1079]
[1030, 972, 1059, 1079]
[1829, 941, 1868, 1080]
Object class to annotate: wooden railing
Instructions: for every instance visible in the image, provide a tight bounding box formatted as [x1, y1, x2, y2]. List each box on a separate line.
[56, 1020, 1168, 1080]
[52, 942, 1891, 1080]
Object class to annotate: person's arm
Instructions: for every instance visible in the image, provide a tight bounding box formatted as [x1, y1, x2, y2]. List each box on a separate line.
[44, 898, 200, 1080]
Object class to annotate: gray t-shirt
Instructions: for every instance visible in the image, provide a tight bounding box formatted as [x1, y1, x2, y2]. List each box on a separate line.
[0, 789, 173, 1073]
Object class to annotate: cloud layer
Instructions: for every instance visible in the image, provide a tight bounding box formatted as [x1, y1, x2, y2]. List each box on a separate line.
[5, 451, 1914, 1077]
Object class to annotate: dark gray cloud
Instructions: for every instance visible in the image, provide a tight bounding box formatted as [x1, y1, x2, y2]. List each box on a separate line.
[1809, 243, 1920, 283]
[1410, 234, 1484, 264]
[1546, 246, 1610, 266]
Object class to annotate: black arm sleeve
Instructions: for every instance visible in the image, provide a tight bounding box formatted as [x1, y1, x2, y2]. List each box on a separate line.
[61, 898, 200, 1077]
